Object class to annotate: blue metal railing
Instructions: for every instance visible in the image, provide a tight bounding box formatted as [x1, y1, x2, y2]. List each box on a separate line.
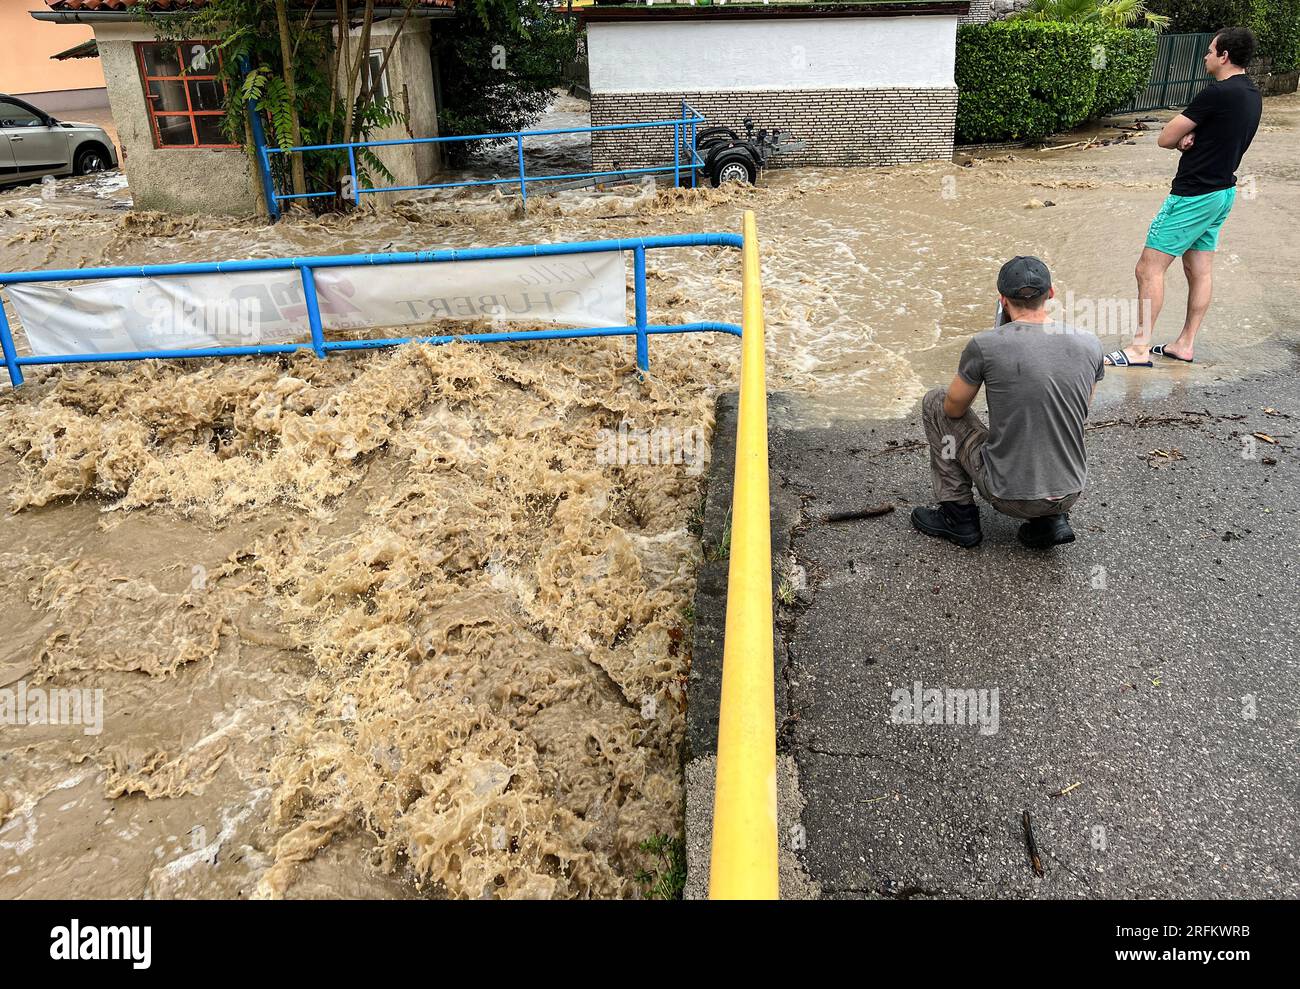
[256, 101, 705, 219]
[0, 232, 744, 389]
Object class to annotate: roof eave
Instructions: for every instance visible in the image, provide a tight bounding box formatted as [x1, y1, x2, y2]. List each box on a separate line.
[32, 6, 455, 25]
[580, 2, 970, 22]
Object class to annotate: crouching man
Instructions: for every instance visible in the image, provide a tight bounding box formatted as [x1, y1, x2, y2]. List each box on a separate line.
[911, 257, 1105, 550]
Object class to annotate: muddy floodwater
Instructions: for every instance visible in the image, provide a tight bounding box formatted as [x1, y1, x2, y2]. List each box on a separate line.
[1, 93, 1296, 898]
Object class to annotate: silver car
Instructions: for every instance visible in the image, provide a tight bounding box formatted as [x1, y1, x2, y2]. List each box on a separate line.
[1, 94, 118, 185]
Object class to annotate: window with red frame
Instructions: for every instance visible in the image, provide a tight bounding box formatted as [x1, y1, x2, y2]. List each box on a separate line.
[136, 42, 237, 149]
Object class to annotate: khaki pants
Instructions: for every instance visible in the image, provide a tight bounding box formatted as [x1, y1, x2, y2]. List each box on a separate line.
[921, 388, 1078, 521]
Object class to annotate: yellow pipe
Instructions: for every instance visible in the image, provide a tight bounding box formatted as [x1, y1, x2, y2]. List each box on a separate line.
[708, 210, 778, 899]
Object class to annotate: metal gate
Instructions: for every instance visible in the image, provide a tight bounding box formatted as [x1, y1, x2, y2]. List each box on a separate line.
[1118, 32, 1214, 113]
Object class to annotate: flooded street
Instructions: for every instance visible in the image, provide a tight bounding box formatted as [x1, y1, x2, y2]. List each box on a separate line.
[1, 92, 1296, 899]
[7, 93, 1297, 418]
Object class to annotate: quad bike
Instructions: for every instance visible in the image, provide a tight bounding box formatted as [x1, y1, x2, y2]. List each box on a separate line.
[694, 116, 807, 187]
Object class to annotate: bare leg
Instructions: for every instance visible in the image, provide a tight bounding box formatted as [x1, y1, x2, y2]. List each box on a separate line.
[1165, 249, 1213, 360]
[1114, 247, 1177, 364]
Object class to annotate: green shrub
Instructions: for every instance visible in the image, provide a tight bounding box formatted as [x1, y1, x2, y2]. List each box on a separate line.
[1256, 0, 1300, 70]
[1148, 0, 1300, 70]
[956, 22, 1158, 142]
[433, 0, 577, 166]
[956, 22, 1099, 142]
[1147, 0, 1259, 34]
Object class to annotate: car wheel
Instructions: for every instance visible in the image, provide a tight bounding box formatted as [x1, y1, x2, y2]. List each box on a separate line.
[74, 145, 110, 175]
[710, 153, 756, 188]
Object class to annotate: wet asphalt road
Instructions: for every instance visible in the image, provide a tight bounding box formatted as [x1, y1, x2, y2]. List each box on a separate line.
[689, 348, 1299, 898]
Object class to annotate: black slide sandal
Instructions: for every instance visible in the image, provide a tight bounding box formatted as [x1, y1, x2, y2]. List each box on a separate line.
[1104, 350, 1154, 368]
[1152, 344, 1194, 363]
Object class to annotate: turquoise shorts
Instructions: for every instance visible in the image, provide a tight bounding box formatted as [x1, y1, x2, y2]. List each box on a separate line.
[1145, 187, 1236, 256]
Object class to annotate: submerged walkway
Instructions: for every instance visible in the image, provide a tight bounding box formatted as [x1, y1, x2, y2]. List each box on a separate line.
[686, 361, 1300, 898]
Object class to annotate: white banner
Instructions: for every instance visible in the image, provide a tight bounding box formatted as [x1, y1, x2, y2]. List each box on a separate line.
[6, 252, 629, 357]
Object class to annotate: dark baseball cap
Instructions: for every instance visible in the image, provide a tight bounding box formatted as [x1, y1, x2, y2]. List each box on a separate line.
[997, 256, 1052, 299]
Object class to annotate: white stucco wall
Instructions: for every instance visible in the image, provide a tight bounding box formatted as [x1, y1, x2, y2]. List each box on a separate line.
[91, 22, 260, 216]
[587, 16, 958, 93]
[344, 18, 441, 201]
[86, 16, 446, 216]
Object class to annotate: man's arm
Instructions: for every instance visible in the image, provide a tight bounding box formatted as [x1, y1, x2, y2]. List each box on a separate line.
[943, 373, 980, 419]
[1157, 113, 1197, 150]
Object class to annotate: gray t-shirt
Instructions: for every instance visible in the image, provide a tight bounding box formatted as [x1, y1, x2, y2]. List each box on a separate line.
[957, 321, 1105, 500]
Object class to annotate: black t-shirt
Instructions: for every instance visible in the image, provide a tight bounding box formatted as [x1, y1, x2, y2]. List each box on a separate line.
[1171, 74, 1262, 197]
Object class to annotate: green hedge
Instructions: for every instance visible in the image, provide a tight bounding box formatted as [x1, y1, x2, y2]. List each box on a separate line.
[1148, 0, 1258, 34]
[1093, 28, 1162, 117]
[1256, 0, 1300, 71]
[956, 23, 1158, 143]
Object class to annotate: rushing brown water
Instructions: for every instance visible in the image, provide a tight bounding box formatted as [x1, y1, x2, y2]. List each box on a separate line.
[1, 93, 1296, 898]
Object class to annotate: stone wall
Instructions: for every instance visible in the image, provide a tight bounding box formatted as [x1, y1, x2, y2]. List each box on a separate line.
[590, 88, 959, 171]
[960, 0, 1032, 23]
[1249, 57, 1300, 97]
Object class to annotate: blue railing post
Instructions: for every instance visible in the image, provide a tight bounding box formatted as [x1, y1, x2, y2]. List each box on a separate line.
[240, 57, 281, 222]
[299, 267, 327, 359]
[249, 116, 280, 221]
[347, 148, 360, 206]
[0, 295, 24, 387]
[689, 103, 698, 188]
[259, 146, 279, 217]
[633, 245, 649, 374]
[674, 121, 681, 187]
[516, 134, 527, 208]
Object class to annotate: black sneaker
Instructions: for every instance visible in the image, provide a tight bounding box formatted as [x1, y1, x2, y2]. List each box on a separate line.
[1017, 513, 1076, 549]
[910, 501, 982, 548]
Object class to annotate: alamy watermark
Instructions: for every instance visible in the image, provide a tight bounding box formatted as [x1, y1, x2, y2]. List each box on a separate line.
[0, 680, 104, 736]
[146, 296, 264, 342]
[50, 920, 150, 969]
[890, 680, 999, 735]
[1046, 291, 1152, 340]
[596, 420, 708, 475]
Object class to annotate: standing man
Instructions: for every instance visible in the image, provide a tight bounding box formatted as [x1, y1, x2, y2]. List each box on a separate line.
[911, 257, 1105, 550]
[1106, 26, 1262, 369]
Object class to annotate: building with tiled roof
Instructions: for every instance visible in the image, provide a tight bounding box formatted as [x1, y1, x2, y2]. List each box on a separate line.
[27, 0, 457, 215]
[38, 1, 455, 12]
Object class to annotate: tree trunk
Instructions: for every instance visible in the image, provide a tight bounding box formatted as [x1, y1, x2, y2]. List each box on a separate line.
[335, 1, 415, 208]
[341, 0, 376, 146]
[334, 0, 355, 204]
[274, 0, 308, 198]
[245, 116, 272, 220]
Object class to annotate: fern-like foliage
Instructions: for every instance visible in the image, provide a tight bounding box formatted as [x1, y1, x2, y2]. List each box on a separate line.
[261, 76, 297, 153]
